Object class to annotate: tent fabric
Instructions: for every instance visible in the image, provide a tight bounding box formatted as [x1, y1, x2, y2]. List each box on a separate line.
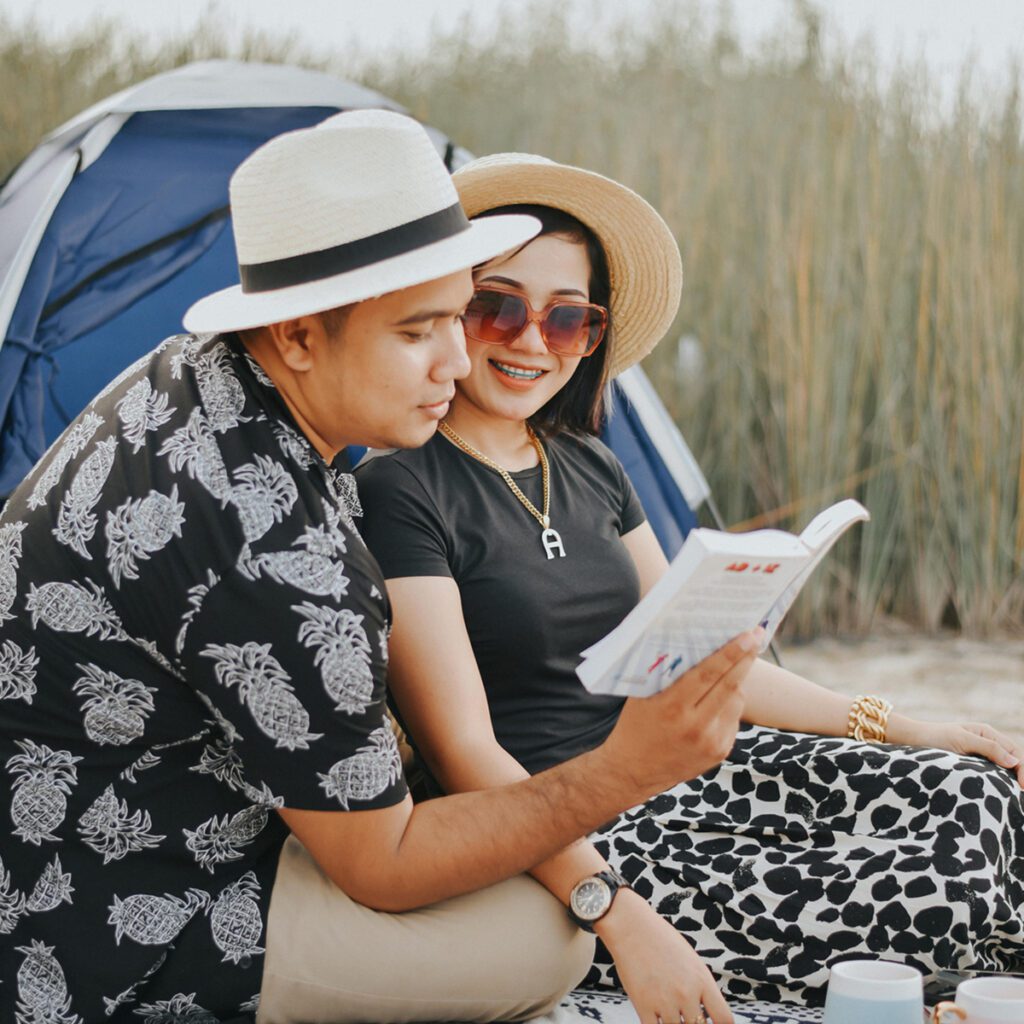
[601, 379, 699, 557]
[0, 60, 705, 559]
[0, 106, 336, 495]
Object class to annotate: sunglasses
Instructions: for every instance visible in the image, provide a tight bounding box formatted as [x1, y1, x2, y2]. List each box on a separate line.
[461, 285, 608, 357]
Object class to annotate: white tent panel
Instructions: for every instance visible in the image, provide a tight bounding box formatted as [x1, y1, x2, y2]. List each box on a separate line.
[0, 152, 79, 348]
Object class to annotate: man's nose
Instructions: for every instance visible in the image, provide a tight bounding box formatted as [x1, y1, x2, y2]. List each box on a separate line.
[434, 318, 471, 381]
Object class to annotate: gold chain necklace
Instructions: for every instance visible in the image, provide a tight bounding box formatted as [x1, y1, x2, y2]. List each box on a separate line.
[438, 421, 566, 559]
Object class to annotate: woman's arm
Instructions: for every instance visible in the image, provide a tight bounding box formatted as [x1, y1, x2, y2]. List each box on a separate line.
[385, 572, 737, 1024]
[620, 523, 1023, 785]
[384, 574, 609, 897]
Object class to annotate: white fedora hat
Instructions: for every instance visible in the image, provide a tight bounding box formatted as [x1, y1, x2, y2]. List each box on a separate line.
[452, 154, 682, 377]
[184, 111, 540, 334]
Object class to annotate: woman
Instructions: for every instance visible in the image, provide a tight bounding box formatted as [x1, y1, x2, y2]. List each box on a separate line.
[356, 153, 1024, 1019]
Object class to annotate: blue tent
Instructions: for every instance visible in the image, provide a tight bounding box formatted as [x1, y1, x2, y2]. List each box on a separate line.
[0, 60, 712, 554]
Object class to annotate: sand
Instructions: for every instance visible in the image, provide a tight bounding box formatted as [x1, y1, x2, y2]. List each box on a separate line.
[779, 633, 1024, 740]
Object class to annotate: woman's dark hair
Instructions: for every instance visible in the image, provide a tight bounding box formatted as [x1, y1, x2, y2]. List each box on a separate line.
[473, 204, 611, 437]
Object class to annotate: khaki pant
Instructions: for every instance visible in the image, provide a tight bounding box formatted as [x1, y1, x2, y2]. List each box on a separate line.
[258, 836, 595, 1024]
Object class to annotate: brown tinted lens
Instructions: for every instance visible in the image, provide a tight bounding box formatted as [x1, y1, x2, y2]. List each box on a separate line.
[544, 304, 605, 355]
[462, 290, 528, 344]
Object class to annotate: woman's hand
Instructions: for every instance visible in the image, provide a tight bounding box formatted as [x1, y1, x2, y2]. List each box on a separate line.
[595, 889, 731, 1024]
[895, 718, 1024, 788]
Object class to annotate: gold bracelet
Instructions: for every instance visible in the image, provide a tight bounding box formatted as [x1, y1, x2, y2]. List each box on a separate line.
[847, 695, 893, 743]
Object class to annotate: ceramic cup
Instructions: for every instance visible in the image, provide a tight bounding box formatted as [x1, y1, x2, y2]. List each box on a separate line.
[931, 977, 1024, 1023]
[823, 960, 924, 1024]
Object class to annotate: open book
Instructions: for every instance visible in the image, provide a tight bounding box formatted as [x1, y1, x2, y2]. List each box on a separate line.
[576, 499, 870, 697]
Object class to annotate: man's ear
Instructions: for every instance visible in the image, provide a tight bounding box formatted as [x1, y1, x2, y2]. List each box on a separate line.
[265, 316, 329, 372]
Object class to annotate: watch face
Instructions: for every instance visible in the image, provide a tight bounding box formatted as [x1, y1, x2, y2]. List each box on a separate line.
[571, 878, 611, 921]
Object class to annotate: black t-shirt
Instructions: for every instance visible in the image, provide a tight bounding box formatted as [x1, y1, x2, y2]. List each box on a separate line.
[356, 431, 645, 776]
[0, 334, 407, 1023]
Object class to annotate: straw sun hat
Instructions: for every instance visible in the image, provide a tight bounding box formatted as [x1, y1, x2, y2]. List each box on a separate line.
[453, 154, 683, 378]
[184, 111, 540, 334]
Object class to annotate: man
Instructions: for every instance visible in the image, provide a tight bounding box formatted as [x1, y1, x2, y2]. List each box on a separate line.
[0, 110, 760, 1024]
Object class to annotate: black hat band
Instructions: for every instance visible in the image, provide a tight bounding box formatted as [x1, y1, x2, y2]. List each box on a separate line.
[240, 202, 470, 293]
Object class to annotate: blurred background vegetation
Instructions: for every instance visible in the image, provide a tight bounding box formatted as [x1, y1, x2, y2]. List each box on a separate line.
[2, 3, 1022, 638]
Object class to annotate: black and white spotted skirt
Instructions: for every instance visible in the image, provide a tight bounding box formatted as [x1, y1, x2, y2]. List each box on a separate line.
[587, 725, 1024, 1006]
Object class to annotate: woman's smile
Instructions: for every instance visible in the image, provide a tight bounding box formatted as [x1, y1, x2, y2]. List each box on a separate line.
[488, 358, 547, 384]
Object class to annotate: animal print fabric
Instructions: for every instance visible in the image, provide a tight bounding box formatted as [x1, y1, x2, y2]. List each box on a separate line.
[559, 987, 824, 1024]
[587, 724, 1024, 1006]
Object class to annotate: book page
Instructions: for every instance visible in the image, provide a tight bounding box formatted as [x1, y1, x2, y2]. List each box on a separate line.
[576, 499, 869, 698]
[758, 499, 869, 640]
[577, 550, 806, 697]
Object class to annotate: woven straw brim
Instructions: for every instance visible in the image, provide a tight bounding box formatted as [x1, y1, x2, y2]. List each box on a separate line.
[183, 214, 540, 335]
[453, 161, 682, 377]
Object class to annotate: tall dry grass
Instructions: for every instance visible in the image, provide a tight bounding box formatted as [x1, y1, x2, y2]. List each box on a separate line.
[1, 4, 1022, 637]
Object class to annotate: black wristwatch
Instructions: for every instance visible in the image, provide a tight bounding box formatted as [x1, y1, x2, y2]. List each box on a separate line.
[566, 869, 630, 932]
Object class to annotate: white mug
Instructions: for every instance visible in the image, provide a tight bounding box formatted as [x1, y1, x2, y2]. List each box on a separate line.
[932, 977, 1024, 1023]
[823, 960, 924, 1024]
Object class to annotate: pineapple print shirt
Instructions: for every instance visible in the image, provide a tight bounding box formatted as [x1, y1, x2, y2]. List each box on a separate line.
[0, 333, 407, 1023]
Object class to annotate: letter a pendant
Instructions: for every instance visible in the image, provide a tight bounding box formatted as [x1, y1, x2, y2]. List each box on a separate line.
[542, 527, 566, 560]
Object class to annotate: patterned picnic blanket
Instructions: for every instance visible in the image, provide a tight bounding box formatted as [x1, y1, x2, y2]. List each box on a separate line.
[551, 989, 824, 1024]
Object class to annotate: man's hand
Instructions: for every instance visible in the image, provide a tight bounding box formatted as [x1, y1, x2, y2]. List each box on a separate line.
[599, 629, 763, 801]
[596, 890, 731, 1024]
[897, 719, 1024, 789]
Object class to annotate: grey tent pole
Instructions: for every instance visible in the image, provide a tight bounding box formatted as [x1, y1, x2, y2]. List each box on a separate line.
[702, 493, 784, 669]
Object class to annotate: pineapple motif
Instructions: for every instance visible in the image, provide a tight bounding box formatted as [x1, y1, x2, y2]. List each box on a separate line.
[133, 992, 218, 1023]
[7, 739, 81, 845]
[105, 486, 186, 587]
[378, 627, 390, 665]
[327, 468, 363, 522]
[78, 784, 165, 863]
[102, 948, 168, 1017]
[15, 940, 81, 1024]
[0, 639, 39, 704]
[228, 455, 298, 542]
[121, 750, 162, 784]
[175, 570, 219, 655]
[244, 352, 276, 390]
[72, 663, 157, 745]
[108, 887, 210, 946]
[189, 737, 281, 807]
[199, 350, 249, 433]
[26, 853, 74, 913]
[194, 690, 241, 744]
[189, 736, 247, 791]
[171, 340, 249, 433]
[184, 803, 269, 873]
[318, 726, 403, 810]
[293, 601, 374, 714]
[26, 579, 128, 642]
[26, 411, 104, 510]
[208, 872, 264, 965]
[117, 378, 176, 452]
[0, 521, 26, 621]
[0, 854, 26, 933]
[237, 519, 349, 600]
[90, 347, 163, 409]
[271, 419, 315, 468]
[200, 642, 322, 750]
[158, 408, 232, 502]
[52, 436, 118, 558]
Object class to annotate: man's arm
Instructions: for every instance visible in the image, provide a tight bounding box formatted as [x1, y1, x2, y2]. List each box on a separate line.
[279, 627, 761, 911]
